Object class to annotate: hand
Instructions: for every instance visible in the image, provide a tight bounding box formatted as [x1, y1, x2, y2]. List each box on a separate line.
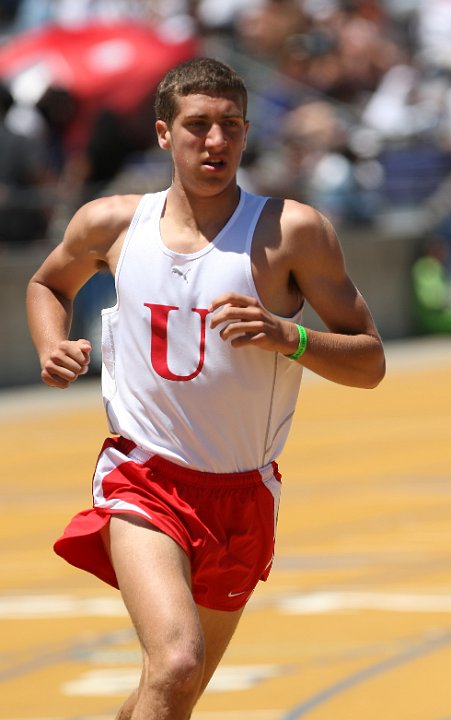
[40, 339, 92, 388]
[209, 292, 299, 355]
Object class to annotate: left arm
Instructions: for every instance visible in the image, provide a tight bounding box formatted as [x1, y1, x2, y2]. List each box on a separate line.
[209, 202, 385, 389]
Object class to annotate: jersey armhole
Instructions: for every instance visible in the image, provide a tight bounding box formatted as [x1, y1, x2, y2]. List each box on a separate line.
[244, 196, 270, 310]
[113, 194, 150, 307]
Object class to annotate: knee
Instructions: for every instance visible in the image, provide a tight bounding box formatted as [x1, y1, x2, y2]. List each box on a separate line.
[167, 644, 205, 691]
[145, 639, 205, 698]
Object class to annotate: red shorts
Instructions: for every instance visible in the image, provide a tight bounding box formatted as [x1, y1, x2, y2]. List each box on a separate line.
[54, 436, 282, 611]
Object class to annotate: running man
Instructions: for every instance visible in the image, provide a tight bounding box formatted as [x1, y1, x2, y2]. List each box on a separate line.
[27, 57, 385, 720]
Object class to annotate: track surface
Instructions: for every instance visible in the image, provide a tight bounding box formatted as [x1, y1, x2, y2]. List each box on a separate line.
[1, 337, 450, 720]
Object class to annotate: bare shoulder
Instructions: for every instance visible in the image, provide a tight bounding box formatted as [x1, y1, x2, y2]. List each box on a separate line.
[30, 194, 144, 297]
[67, 194, 143, 257]
[274, 198, 335, 241]
[263, 197, 343, 270]
[262, 197, 334, 240]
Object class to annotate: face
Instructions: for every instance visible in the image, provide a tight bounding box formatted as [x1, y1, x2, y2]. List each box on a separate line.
[156, 92, 249, 197]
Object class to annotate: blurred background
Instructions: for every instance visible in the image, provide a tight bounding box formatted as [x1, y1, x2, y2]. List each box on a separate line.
[1, 0, 451, 385]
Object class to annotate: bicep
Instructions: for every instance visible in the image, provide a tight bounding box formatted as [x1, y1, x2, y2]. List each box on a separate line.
[304, 270, 376, 336]
[31, 203, 112, 300]
[31, 241, 101, 302]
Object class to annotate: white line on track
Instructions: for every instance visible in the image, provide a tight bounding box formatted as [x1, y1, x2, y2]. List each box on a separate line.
[0, 594, 127, 618]
[62, 664, 284, 696]
[279, 591, 451, 614]
[3, 591, 451, 619]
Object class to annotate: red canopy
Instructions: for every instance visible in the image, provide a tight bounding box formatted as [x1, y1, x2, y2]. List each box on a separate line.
[0, 21, 198, 111]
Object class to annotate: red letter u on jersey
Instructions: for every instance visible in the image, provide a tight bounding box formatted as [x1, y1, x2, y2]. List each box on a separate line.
[144, 303, 209, 381]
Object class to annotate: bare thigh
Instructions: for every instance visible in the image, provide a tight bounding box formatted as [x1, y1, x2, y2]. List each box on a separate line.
[101, 515, 245, 695]
[101, 514, 201, 657]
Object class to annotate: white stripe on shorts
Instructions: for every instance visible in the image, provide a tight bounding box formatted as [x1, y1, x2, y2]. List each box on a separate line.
[92, 442, 155, 521]
[258, 463, 282, 538]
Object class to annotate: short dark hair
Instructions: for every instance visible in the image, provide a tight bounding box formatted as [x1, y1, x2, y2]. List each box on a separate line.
[155, 57, 248, 127]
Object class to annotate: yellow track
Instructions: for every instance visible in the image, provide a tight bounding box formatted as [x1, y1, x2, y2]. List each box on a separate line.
[1, 338, 450, 720]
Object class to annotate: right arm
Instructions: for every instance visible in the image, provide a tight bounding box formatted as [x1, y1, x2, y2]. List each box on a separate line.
[26, 194, 139, 388]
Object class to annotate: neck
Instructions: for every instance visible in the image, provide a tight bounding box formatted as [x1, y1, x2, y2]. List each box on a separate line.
[164, 181, 241, 244]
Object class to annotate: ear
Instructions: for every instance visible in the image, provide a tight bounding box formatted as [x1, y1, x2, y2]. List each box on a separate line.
[156, 119, 171, 150]
[243, 120, 250, 150]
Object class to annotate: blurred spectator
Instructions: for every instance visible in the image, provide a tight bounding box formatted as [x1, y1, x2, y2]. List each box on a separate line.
[5, 0, 451, 236]
[78, 93, 158, 204]
[148, 1, 199, 40]
[277, 29, 343, 98]
[411, 233, 451, 334]
[197, 0, 262, 35]
[362, 58, 451, 209]
[0, 82, 50, 246]
[35, 85, 80, 177]
[378, 138, 451, 207]
[0, 0, 21, 31]
[236, 0, 307, 59]
[248, 98, 378, 223]
[14, 0, 155, 31]
[235, 0, 405, 102]
[415, 0, 451, 70]
[362, 63, 446, 140]
[327, 3, 406, 102]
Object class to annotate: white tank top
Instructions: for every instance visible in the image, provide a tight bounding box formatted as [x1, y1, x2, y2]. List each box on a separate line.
[101, 188, 303, 473]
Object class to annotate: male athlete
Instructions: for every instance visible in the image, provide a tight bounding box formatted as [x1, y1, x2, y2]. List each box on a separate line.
[27, 57, 385, 720]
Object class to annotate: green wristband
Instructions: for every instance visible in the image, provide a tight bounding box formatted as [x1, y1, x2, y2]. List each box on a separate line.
[286, 324, 308, 360]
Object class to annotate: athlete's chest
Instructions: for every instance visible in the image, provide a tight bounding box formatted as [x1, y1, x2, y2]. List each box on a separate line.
[118, 238, 250, 308]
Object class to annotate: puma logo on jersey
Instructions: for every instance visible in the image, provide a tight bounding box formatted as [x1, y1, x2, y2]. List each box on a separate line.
[172, 267, 191, 283]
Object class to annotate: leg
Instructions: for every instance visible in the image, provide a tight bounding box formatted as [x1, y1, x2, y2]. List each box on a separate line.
[195, 604, 244, 697]
[103, 514, 206, 720]
[114, 606, 244, 719]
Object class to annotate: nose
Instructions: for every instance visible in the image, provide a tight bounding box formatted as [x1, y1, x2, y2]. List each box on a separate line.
[205, 123, 227, 149]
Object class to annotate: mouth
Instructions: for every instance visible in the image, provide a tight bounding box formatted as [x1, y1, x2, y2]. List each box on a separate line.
[201, 158, 226, 170]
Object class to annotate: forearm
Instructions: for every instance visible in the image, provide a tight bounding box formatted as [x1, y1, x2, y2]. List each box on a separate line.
[289, 325, 386, 389]
[26, 278, 73, 363]
[27, 278, 92, 388]
[209, 292, 385, 388]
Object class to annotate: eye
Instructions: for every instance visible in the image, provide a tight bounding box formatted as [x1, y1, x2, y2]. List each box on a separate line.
[186, 119, 206, 128]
